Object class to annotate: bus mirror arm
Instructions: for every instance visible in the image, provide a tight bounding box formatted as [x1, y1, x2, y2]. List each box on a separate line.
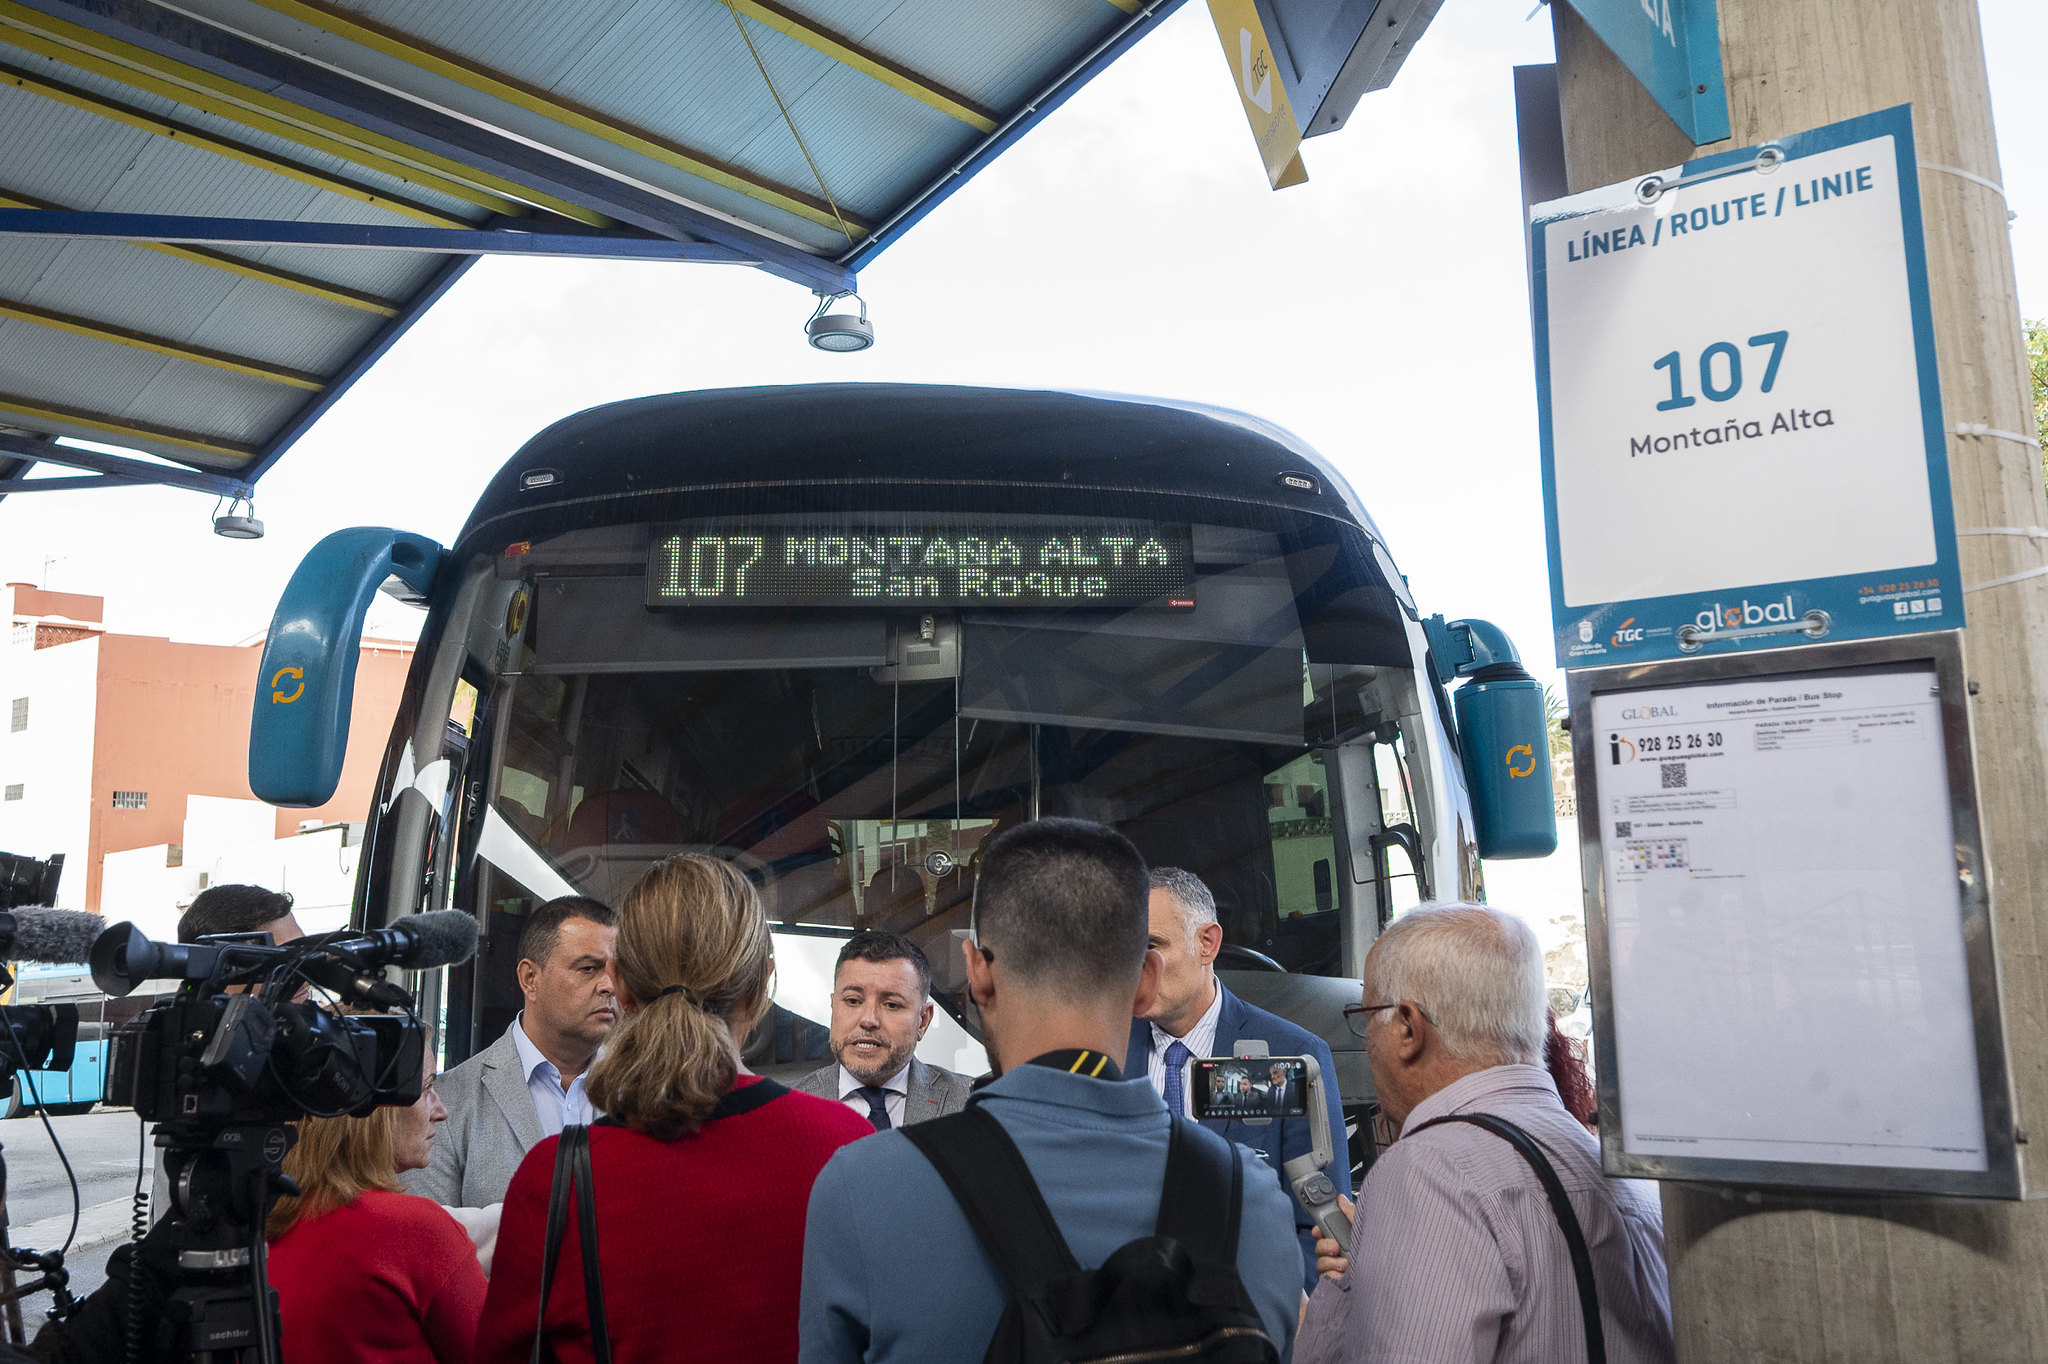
[249, 528, 445, 808]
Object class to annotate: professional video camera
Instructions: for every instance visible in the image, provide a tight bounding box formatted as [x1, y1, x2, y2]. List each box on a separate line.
[82, 911, 477, 1363]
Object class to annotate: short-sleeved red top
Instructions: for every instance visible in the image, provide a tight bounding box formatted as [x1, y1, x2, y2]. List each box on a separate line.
[473, 1076, 873, 1364]
[266, 1188, 487, 1364]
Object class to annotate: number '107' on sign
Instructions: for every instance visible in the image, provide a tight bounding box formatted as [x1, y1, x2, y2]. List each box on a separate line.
[1655, 332, 1788, 411]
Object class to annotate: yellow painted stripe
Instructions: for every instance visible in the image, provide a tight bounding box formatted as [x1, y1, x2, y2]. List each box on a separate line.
[0, 392, 255, 462]
[0, 2, 612, 228]
[1103, 0, 1143, 13]
[0, 186, 399, 316]
[1068, 1052, 1090, 1073]
[720, 0, 998, 133]
[0, 60, 474, 228]
[0, 15, 516, 216]
[242, 0, 868, 236]
[0, 299, 324, 389]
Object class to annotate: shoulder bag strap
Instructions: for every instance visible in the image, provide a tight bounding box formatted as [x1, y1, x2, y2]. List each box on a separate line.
[529, 1130, 579, 1364]
[570, 1126, 613, 1364]
[1153, 1116, 1243, 1263]
[903, 1106, 1081, 1296]
[1406, 1113, 1607, 1364]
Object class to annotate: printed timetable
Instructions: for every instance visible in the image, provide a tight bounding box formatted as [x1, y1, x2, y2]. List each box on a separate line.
[646, 521, 1194, 608]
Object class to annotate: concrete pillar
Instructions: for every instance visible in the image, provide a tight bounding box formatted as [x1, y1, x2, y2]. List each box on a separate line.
[1551, 2, 2048, 1359]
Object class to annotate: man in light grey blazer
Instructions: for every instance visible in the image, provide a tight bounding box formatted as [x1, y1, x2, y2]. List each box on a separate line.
[405, 896, 618, 1208]
[795, 930, 970, 1129]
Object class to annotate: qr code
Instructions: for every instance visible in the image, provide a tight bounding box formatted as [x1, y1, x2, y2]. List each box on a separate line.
[1614, 821, 1632, 838]
[1660, 763, 1687, 790]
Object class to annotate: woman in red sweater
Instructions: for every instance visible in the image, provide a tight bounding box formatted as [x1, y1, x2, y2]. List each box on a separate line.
[474, 854, 873, 1364]
[265, 1043, 486, 1363]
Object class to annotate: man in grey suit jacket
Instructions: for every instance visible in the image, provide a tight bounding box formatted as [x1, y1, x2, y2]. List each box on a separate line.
[795, 930, 970, 1129]
[405, 896, 617, 1207]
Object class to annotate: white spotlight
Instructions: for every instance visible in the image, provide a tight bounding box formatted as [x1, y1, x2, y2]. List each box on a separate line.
[805, 291, 873, 352]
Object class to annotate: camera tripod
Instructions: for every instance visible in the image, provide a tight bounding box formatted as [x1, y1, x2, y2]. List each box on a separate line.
[0, 1136, 79, 1346]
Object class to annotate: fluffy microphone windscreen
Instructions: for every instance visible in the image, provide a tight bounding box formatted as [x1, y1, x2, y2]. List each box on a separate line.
[9, 908, 111, 965]
[395, 910, 480, 969]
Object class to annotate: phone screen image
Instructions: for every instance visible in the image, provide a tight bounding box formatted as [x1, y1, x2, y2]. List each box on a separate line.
[1188, 1057, 1309, 1120]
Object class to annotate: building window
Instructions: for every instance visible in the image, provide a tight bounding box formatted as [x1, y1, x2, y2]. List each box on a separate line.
[8, 698, 23, 732]
[111, 790, 147, 810]
[2, 785, 20, 802]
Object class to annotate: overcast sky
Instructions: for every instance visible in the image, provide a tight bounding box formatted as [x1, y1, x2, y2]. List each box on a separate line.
[2, 0, 2041, 934]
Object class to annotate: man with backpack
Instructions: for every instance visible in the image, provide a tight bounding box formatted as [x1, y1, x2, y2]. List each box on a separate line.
[798, 818, 1301, 1363]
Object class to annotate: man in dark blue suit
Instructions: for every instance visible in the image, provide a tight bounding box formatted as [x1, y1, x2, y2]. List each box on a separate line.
[1129, 867, 1351, 1291]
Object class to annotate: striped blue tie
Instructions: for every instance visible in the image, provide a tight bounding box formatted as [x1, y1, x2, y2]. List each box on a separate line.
[1164, 1040, 1191, 1117]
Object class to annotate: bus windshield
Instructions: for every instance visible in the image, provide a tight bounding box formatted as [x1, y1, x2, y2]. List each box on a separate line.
[391, 507, 1443, 1067]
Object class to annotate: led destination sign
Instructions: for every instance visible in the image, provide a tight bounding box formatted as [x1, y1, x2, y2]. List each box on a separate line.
[647, 522, 1193, 608]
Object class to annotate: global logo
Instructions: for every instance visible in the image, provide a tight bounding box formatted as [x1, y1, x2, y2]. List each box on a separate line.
[1578, 620, 1595, 644]
[1694, 595, 1797, 633]
[1610, 616, 1644, 647]
[1619, 705, 1677, 720]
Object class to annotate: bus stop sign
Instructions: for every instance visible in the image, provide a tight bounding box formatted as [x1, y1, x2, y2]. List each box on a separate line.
[1557, 0, 1730, 145]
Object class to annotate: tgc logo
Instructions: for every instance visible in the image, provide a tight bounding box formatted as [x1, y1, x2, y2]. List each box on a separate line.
[1610, 616, 1644, 647]
[1694, 595, 1796, 633]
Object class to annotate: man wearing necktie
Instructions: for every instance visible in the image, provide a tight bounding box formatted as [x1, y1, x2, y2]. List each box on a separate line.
[798, 930, 971, 1130]
[1130, 867, 1351, 1292]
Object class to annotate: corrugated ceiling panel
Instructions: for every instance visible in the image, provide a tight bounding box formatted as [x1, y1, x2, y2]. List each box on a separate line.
[0, 39, 488, 225]
[0, 84, 162, 208]
[0, 315, 191, 415]
[731, 69, 977, 219]
[121, 363, 310, 445]
[858, 0, 1119, 113]
[15, 240, 385, 373]
[0, 237, 73, 300]
[334, 0, 636, 94]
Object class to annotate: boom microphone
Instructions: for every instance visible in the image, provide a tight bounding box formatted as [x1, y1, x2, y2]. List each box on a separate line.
[317, 910, 480, 972]
[0, 908, 109, 966]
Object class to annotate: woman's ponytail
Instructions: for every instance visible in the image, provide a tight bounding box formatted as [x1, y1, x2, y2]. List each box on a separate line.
[585, 855, 772, 1139]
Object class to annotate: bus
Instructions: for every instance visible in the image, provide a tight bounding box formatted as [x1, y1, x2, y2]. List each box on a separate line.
[248, 384, 1555, 1169]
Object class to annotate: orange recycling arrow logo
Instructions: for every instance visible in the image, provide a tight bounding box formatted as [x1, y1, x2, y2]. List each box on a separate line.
[270, 666, 306, 704]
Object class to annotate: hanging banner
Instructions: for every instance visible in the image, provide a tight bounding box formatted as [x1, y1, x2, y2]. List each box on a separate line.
[1531, 105, 1962, 668]
[1207, 0, 1308, 189]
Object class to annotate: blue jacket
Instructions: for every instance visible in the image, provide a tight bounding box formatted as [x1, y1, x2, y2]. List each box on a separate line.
[1129, 982, 1353, 1291]
[798, 1062, 1301, 1364]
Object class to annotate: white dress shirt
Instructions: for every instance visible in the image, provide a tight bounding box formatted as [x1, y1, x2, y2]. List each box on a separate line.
[1146, 983, 1226, 1107]
[509, 1011, 595, 1137]
[836, 1061, 911, 1127]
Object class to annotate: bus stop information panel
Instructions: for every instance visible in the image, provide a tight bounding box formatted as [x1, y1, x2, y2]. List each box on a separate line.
[648, 521, 1195, 608]
[1571, 632, 2018, 1197]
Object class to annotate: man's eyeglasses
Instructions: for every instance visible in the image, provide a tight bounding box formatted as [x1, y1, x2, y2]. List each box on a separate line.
[1343, 1003, 1398, 1038]
[1343, 1001, 1433, 1038]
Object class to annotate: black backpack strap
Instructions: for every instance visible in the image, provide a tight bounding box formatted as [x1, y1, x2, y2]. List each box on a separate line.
[1153, 1116, 1243, 1263]
[902, 1106, 1081, 1296]
[530, 1130, 577, 1364]
[570, 1126, 613, 1364]
[1406, 1113, 1606, 1364]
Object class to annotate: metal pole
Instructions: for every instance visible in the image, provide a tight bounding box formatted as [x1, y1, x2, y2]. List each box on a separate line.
[1550, 2, 2048, 1357]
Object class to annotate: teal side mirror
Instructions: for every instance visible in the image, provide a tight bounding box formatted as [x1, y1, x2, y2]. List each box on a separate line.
[249, 528, 443, 807]
[1423, 616, 1560, 860]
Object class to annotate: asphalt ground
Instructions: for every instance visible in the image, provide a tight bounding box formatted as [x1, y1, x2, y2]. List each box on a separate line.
[2, 1106, 152, 1333]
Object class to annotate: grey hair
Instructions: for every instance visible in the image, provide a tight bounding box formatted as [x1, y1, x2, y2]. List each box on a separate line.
[1364, 903, 1546, 1067]
[1148, 867, 1217, 949]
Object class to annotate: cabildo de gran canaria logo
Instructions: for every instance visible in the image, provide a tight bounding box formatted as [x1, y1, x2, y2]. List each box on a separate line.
[1692, 594, 1797, 633]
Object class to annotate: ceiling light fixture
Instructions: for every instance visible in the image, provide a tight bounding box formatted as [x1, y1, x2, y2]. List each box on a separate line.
[213, 495, 265, 539]
[805, 290, 873, 352]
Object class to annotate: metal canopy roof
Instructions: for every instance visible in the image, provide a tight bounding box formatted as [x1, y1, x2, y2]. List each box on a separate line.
[0, 0, 1186, 497]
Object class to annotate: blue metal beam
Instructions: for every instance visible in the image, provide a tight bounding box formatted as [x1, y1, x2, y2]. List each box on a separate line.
[841, 0, 1189, 274]
[0, 472, 136, 492]
[0, 209, 758, 260]
[15, 0, 858, 292]
[0, 431, 253, 495]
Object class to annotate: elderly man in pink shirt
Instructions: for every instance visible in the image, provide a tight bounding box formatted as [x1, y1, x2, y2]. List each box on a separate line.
[1296, 903, 1673, 1364]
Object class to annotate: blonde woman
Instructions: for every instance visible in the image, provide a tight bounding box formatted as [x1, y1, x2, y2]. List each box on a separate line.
[475, 854, 873, 1364]
[265, 1042, 486, 1363]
